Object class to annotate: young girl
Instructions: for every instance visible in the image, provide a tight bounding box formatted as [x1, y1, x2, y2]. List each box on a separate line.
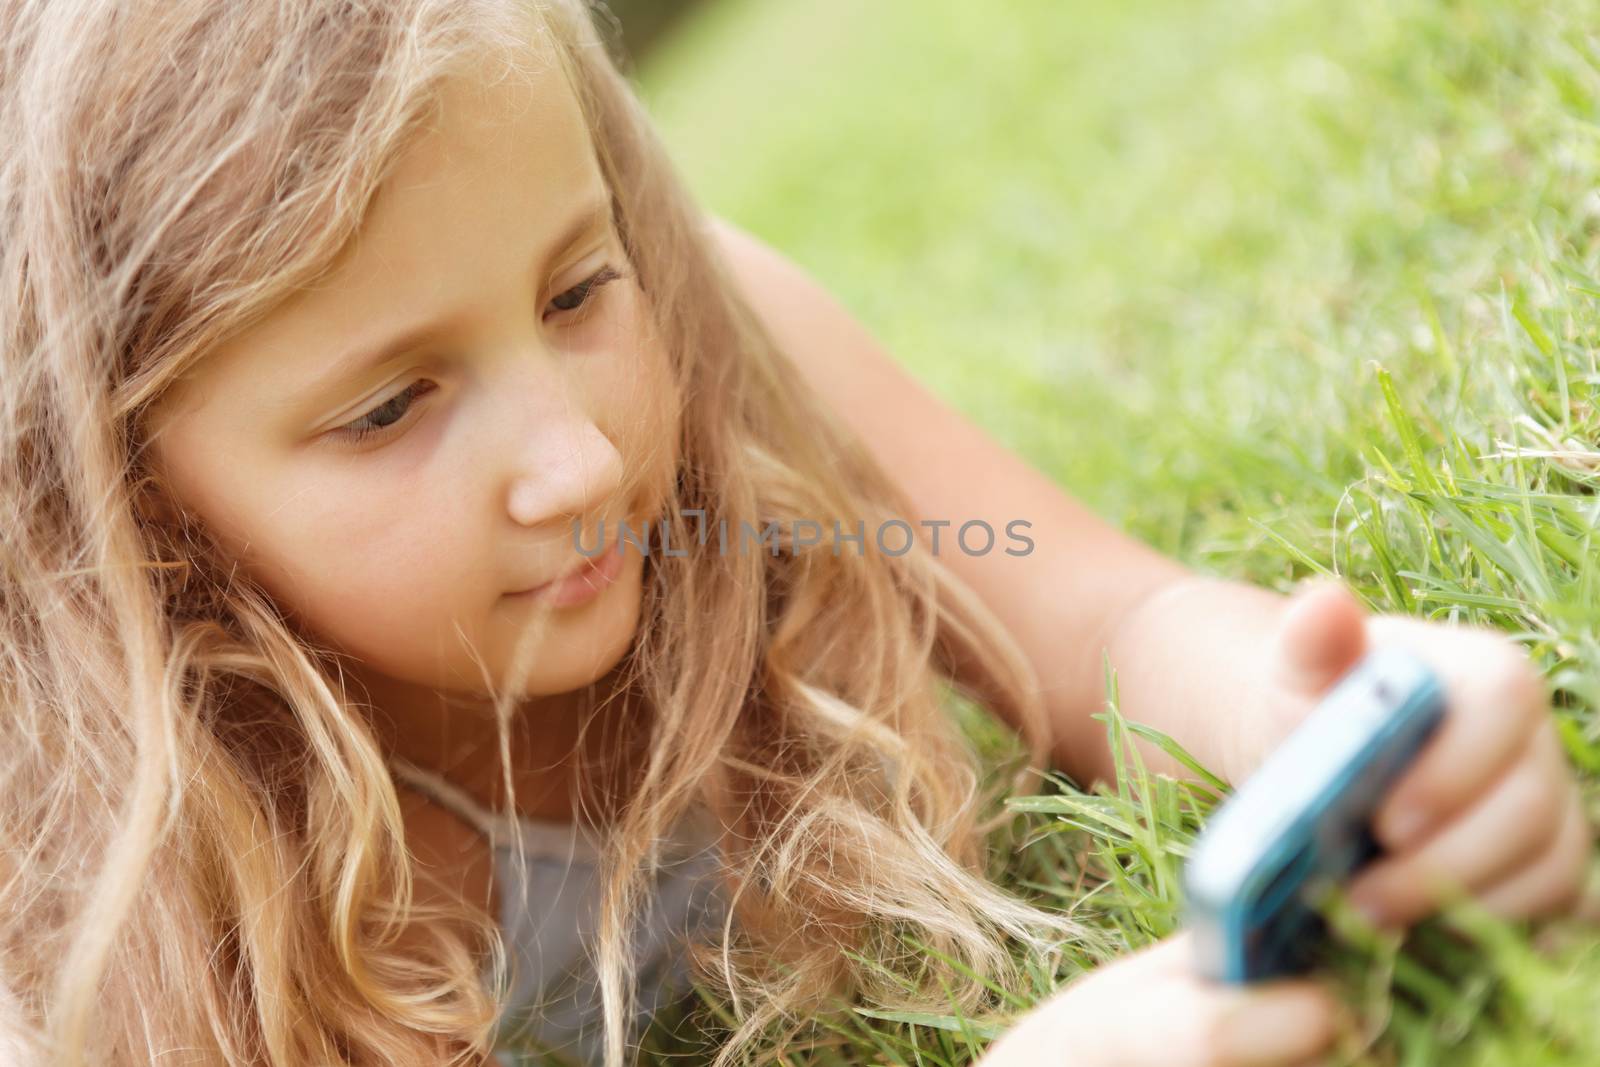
[0, 1, 1590, 1065]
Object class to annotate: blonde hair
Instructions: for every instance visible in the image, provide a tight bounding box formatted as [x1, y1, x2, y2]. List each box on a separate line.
[0, 1, 1085, 1063]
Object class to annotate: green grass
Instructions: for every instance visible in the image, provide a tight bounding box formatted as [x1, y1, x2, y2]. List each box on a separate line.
[577, 0, 1600, 1062]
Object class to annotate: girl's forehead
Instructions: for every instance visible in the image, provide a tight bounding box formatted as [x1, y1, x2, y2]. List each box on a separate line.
[157, 41, 603, 430]
[336, 44, 597, 284]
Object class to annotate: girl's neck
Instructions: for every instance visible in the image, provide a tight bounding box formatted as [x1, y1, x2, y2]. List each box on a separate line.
[356, 663, 638, 825]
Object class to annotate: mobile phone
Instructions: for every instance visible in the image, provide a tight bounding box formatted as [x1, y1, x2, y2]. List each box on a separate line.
[1182, 644, 1447, 983]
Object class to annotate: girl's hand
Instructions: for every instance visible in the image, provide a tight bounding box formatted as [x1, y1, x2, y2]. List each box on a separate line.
[1233, 578, 1595, 930]
[977, 930, 1347, 1067]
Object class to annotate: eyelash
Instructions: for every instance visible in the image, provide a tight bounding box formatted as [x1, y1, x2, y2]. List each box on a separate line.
[548, 263, 626, 316]
[332, 263, 629, 445]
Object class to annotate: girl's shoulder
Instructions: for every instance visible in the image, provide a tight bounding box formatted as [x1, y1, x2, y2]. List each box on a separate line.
[702, 214, 955, 456]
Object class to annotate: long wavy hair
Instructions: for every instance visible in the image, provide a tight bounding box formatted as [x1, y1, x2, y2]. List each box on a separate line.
[0, 1, 1087, 1063]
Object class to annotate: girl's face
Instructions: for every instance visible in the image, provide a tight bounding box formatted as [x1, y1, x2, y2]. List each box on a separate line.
[145, 44, 678, 707]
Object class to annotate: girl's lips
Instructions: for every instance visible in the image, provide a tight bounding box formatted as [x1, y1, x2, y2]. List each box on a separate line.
[507, 539, 626, 607]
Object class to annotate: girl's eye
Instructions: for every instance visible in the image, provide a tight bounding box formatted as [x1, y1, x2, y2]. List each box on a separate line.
[333, 380, 436, 445]
[328, 264, 628, 448]
[546, 264, 627, 321]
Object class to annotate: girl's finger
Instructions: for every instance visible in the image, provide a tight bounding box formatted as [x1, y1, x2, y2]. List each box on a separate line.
[1345, 731, 1567, 927]
[1176, 978, 1343, 1067]
[1090, 976, 1341, 1067]
[987, 932, 1343, 1067]
[1160, 932, 1345, 1067]
[1130, 927, 1203, 975]
[1473, 779, 1595, 921]
[1270, 579, 1369, 700]
[1363, 617, 1548, 851]
[1103, 928, 1224, 983]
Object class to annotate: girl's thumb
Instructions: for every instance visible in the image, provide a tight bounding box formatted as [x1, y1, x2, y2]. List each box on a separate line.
[1272, 578, 1369, 698]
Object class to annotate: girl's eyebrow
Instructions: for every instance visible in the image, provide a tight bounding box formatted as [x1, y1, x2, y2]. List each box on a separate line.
[300, 191, 613, 401]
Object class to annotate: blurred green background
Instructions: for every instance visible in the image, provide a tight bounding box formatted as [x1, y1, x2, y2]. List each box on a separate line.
[620, 0, 1598, 581]
[592, 1, 1600, 1064]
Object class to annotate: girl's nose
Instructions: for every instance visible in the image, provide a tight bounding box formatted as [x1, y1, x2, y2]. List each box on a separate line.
[505, 416, 625, 529]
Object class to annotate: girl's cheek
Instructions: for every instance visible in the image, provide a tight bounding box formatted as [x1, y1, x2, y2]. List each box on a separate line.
[592, 284, 677, 427]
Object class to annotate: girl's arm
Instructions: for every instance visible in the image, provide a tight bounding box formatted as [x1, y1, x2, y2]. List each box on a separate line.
[706, 217, 1594, 929]
[706, 215, 1255, 789]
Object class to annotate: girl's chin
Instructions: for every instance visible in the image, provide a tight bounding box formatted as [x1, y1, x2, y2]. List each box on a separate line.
[496, 586, 642, 694]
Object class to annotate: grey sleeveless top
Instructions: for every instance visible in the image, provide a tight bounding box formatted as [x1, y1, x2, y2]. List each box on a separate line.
[388, 757, 727, 1066]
